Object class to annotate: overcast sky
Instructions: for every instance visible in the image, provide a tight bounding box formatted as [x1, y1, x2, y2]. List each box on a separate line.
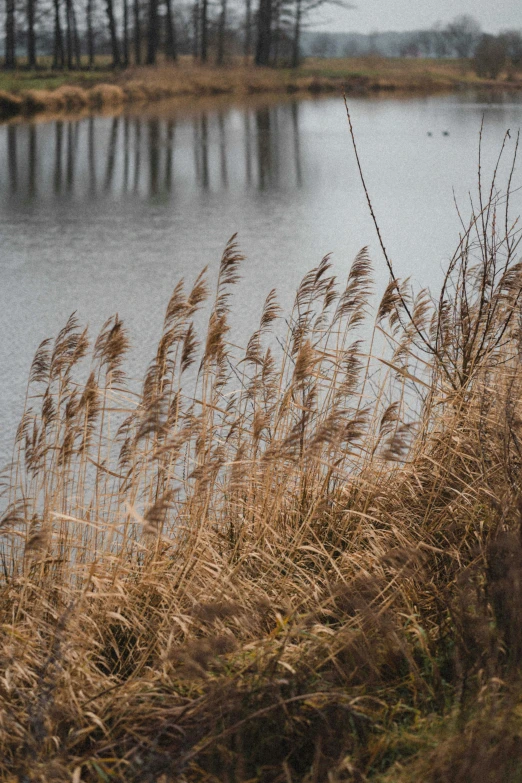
[312, 0, 522, 34]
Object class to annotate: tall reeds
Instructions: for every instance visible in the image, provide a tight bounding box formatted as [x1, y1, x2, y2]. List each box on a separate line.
[1, 138, 522, 782]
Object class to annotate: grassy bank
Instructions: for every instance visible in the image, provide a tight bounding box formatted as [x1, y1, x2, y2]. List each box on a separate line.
[0, 56, 520, 120]
[1, 134, 522, 781]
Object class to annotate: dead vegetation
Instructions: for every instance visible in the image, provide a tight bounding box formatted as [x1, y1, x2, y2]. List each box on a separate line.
[2, 131, 522, 782]
[1, 55, 517, 121]
[0, 70, 341, 120]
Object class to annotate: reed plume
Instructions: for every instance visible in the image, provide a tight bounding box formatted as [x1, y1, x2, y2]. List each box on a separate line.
[1, 147, 522, 782]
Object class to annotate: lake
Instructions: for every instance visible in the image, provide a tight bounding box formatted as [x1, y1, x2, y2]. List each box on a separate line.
[0, 89, 521, 463]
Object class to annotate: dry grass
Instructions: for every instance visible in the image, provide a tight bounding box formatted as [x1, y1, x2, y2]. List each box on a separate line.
[2, 132, 522, 782]
[21, 88, 67, 113]
[54, 85, 89, 111]
[0, 56, 519, 122]
[87, 84, 126, 108]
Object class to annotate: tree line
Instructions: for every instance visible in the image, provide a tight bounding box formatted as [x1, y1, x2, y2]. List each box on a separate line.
[308, 14, 522, 80]
[2, 0, 345, 69]
[402, 16, 522, 77]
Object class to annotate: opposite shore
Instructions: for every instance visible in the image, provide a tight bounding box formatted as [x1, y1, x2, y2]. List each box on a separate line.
[0, 56, 521, 120]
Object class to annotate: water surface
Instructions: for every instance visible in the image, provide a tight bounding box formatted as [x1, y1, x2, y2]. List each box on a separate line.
[1, 90, 521, 462]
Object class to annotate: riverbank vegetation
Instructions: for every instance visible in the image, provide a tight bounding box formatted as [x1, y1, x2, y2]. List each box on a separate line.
[1, 132, 522, 781]
[1, 56, 521, 121]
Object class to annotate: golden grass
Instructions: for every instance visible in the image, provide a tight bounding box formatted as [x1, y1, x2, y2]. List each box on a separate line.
[0, 56, 519, 122]
[2, 135, 522, 781]
[87, 83, 125, 108]
[54, 85, 89, 111]
[20, 88, 66, 113]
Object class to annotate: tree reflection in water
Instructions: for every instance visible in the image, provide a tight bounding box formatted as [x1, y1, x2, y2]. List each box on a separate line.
[0, 100, 304, 202]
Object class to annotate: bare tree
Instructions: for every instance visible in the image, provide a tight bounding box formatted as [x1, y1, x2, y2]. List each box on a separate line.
[123, 0, 129, 65]
[72, 2, 81, 66]
[291, 0, 302, 67]
[474, 34, 507, 79]
[27, 0, 37, 68]
[53, 0, 65, 67]
[291, 0, 353, 69]
[502, 30, 522, 71]
[106, 0, 121, 66]
[445, 14, 481, 58]
[65, 0, 74, 68]
[216, 0, 227, 64]
[255, 0, 272, 65]
[271, 0, 283, 65]
[311, 32, 334, 57]
[431, 22, 448, 58]
[146, 0, 158, 63]
[5, 0, 16, 68]
[134, 0, 141, 63]
[165, 0, 177, 60]
[86, 0, 95, 67]
[244, 0, 252, 59]
[200, 0, 208, 60]
[413, 29, 434, 57]
[192, 0, 199, 58]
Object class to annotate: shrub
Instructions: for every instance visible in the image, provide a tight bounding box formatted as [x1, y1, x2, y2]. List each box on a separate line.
[474, 33, 508, 79]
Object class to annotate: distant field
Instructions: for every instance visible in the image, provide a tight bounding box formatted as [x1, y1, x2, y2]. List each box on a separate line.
[0, 61, 113, 93]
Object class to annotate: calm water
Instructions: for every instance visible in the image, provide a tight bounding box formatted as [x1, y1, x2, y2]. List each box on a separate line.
[1, 90, 521, 462]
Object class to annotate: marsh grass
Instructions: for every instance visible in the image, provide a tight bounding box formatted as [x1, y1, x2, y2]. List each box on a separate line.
[1, 56, 514, 121]
[2, 132, 522, 782]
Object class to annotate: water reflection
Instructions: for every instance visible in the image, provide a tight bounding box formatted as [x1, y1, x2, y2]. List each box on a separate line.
[193, 113, 210, 190]
[165, 119, 174, 191]
[133, 116, 141, 194]
[104, 117, 117, 192]
[7, 124, 16, 194]
[0, 101, 305, 202]
[28, 124, 36, 196]
[256, 108, 274, 190]
[88, 116, 96, 192]
[54, 121, 62, 193]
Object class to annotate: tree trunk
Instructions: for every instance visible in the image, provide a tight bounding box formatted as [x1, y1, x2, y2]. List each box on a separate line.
[200, 0, 208, 61]
[243, 0, 251, 61]
[53, 0, 64, 68]
[133, 0, 141, 64]
[72, 0, 81, 67]
[86, 0, 94, 68]
[164, 0, 177, 61]
[123, 0, 129, 66]
[146, 0, 158, 65]
[216, 0, 226, 65]
[254, 0, 271, 66]
[105, 0, 121, 67]
[291, 0, 301, 68]
[27, 0, 37, 68]
[272, 1, 280, 66]
[5, 0, 16, 69]
[192, 0, 199, 59]
[65, 0, 73, 68]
